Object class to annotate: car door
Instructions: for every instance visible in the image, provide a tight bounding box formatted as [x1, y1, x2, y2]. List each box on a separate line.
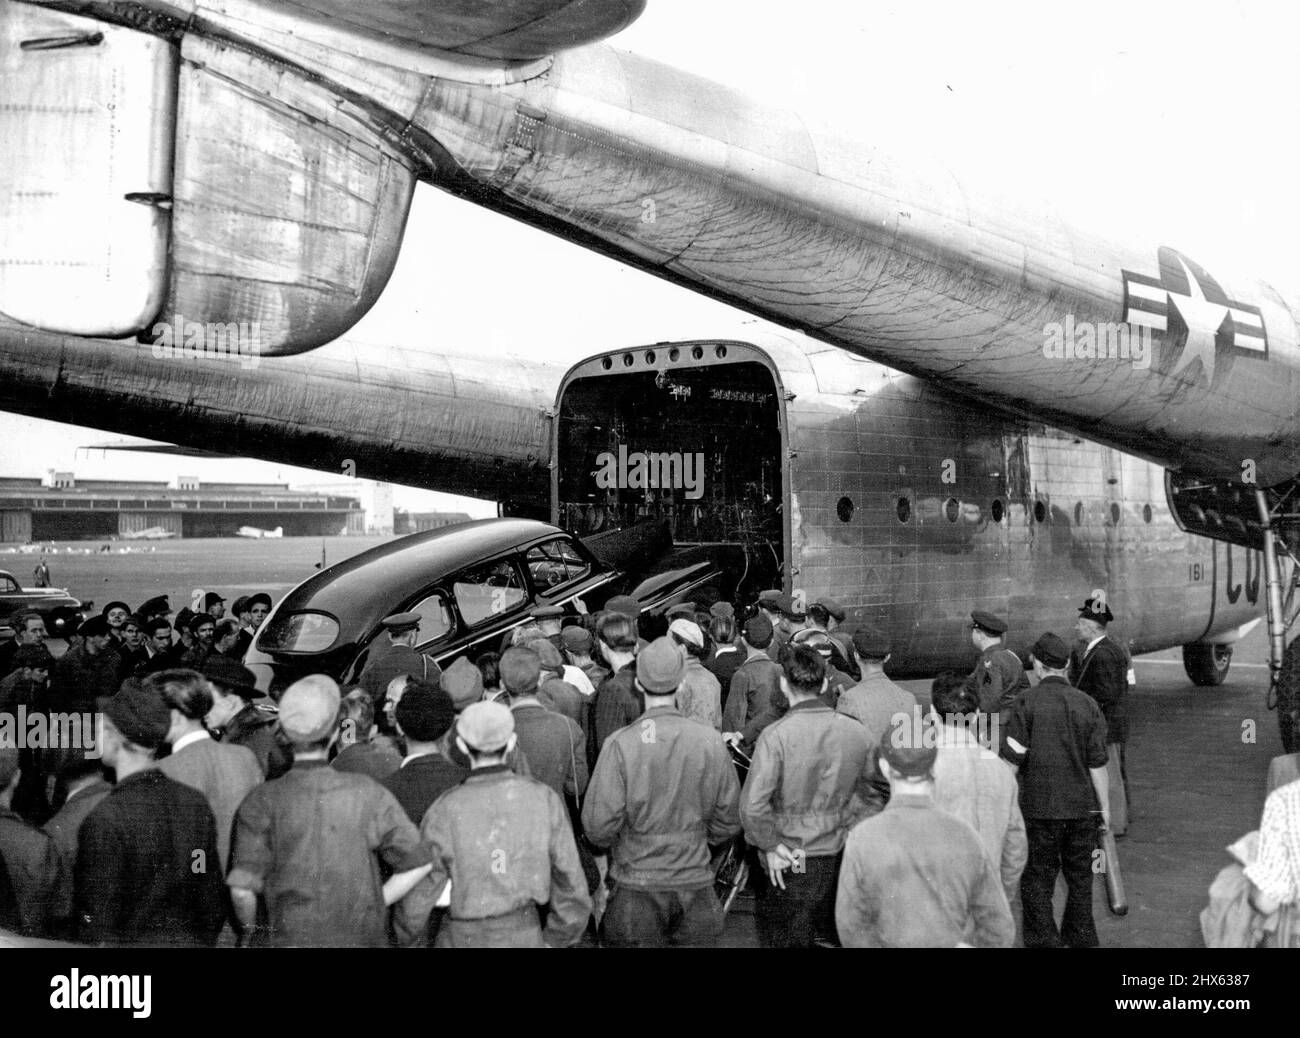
[523, 534, 618, 612]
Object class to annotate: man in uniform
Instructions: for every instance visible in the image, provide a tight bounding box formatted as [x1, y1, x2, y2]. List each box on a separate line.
[583, 637, 741, 947]
[1069, 593, 1130, 836]
[359, 612, 442, 707]
[740, 646, 875, 947]
[965, 610, 1029, 722]
[396, 701, 591, 947]
[1005, 633, 1110, 948]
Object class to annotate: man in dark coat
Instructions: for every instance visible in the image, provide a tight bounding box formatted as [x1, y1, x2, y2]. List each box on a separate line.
[1070, 593, 1131, 836]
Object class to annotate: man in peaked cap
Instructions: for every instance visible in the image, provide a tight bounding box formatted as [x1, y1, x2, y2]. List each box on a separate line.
[1005, 632, 1110, 948]
[1069, 590, 1131, 836]
[203, 591, 226, 621]
[137, 595, 172, 624]
[396, 701, 591, 948]
[583, 637, 741, 947]
[228, 675, 433, 947]
[358, 611, 442, 710]
[964, 610, 1029, 723]
[74, 681, 226, 946]
[835, 708, 1014, 948]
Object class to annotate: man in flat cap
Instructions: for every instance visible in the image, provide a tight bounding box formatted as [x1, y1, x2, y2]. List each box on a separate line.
[137, 595, 172, 626]
[358, 612, 442, 710]
[802, 598, 859, 682]
[74, 681, 226, 946]
[669, 618, 722, 730]
[49, 614, 122, 716]
[1005, 633, 1110, 948]
[202, 591, 226, 621]
[562, 624, 608, 691]
[1070, 590, 1131, 836]
[964, 610, 1028, 723]
[835, 627, 918, 750]
[721, 614, 785, 753]
[396, 701, 591, 948]
[228, 675, 433, 947]
[835, 714, 1014, 947]
[583, 638, 741, 947]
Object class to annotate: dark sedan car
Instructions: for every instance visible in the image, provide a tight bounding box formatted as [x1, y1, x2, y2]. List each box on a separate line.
[0, 569, 85, 638]
[243, 518, 722, 693]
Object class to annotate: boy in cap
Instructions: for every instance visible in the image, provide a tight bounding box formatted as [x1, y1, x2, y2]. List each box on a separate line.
[1070, 592, 1131, 835]
[835, 714, 1014, 948]
[1005, 633, 1110, 948]
[228, 675, 433, 947]
[395, 701, 591, 948]
[668, 618, 722, 730]
[383, 683, 466, 824]
[582, 637, 741, 947]
[74, 681, 227, 946]
[741, 647, 875, 947]
[721, 614, 785, 752]
[965, 610, 1028, 719]
[562, 624, 609, 690]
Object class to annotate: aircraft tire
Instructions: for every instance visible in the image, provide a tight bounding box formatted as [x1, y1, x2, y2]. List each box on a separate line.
[1278, 638, 1300, 754]
[1182, 643, 1232, 687]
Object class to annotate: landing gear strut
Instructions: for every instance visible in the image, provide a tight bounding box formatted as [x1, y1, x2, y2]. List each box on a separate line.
[1256, 489, 1300, 753]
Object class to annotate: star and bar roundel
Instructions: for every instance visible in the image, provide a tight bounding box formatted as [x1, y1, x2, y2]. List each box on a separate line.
[1121, 246, 1268, 383]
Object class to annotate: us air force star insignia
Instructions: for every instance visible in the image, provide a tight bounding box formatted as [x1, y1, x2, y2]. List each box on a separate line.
[1121, 246, 1267, 383]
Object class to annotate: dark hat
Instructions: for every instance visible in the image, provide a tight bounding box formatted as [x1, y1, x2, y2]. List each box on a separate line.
[1030, 633, 1071, 669]
[561, 625, 593, 654]
[78, 615, 110, 638]
[814, 598, 846, 622]
[381, 611, 421, 633]
[12, 644, 54, 670]
[530, 604, 565, 620]
[101, 601, 131, 617]
[664, 601, 697, 620]
[1077, 592, 1114, 624]
[604, 595, 641, 620]
[99, 680, 172, 749]
[188, 612, 215, 632]
[879, 716, 939, 778]
[200, 655, 259, 698]
[246, 593, 272, 611]
[800, 631, 835, 657]
[395, 685, 456, 743]
[708, 601, 735, 619]
[636, 636, 685, 694]
[202, 592, 226, 609]
[970, 610, 1008, 635]
[230, 596, 251, 617]
[174, 607, 194, 630]
[138, 595, 171, 617]
[742, 613, 773, 646]
[852, 626, 892, 659]
[775, 592, 806, 619]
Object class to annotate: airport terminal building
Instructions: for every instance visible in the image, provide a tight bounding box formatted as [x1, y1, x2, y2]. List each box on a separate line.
[0, 473, 363, 541]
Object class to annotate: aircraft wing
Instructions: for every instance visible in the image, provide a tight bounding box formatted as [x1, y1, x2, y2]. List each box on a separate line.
[263, 0, 647, 60]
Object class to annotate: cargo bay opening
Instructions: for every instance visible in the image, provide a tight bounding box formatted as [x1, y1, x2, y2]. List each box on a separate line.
[554, 344, 786, 604]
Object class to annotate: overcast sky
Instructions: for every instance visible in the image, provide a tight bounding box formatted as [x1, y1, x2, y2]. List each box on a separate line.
[4, 0, 1297, 512]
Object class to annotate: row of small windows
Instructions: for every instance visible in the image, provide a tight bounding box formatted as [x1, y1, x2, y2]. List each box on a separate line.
[833, 495, 1156, 526]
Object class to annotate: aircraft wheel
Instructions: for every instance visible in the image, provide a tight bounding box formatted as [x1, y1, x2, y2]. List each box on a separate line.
[1278, 638, 1300, 754]
[1182, 643, 1232, 686]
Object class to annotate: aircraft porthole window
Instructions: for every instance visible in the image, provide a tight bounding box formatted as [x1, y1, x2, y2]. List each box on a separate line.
[622, 353, 634, 367]
[691, 346, 704, 360]
[991, 499, 1004, 523]
[836, 496, 854, 523]
[669, 347, 680, 362]
[601, 357, 613, 371]
[645, 350, 656, 364]
[1034, 501, 1047, 523]
[1143, 504, 1153, 524]
[1111, 503, 1121, 525]
[944, 497, 959, 523]
[896, 496, 911, 523]
[715, 346, 728, 359]
[1074, 502, 1083, 526]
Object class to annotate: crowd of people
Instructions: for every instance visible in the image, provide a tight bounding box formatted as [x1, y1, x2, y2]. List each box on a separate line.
[0, 582, 1293, 948]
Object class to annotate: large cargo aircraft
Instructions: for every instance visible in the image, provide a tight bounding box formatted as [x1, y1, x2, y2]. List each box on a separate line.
[0, 1, 1296, 745]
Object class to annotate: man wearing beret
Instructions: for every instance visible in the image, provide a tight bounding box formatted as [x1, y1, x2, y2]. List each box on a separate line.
[1070, 591, 1132, 836]
[583, 637, 741, 947]
[1005, 633, 1110, 948]
[721, 614, 786, 752]
[359, 612, 443, 709]
[396, 701, 592, 947]
[228, 675, 434, 947]
[74, 681, 227, 946]
[835, 717, 1014, 947]
[741, 647, 875, 947]
[964, 610, 1029, 720]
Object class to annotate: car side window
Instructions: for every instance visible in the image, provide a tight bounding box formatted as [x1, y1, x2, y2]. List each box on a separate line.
[0, 575, 18, 593]
[409, 592, 454, 646]
[525, 538, 591, 592]
[453, 558, 527, 627]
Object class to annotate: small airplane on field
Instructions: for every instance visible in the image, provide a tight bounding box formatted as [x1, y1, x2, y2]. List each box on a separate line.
[236, 526, 283, 539]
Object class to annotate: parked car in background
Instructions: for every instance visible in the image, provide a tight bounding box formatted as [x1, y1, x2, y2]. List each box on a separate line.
[243, 518, 724, 693]
[0, 569, 86, 638]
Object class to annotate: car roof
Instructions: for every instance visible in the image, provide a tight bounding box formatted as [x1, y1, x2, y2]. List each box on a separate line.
[272, 518, 566, 630]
